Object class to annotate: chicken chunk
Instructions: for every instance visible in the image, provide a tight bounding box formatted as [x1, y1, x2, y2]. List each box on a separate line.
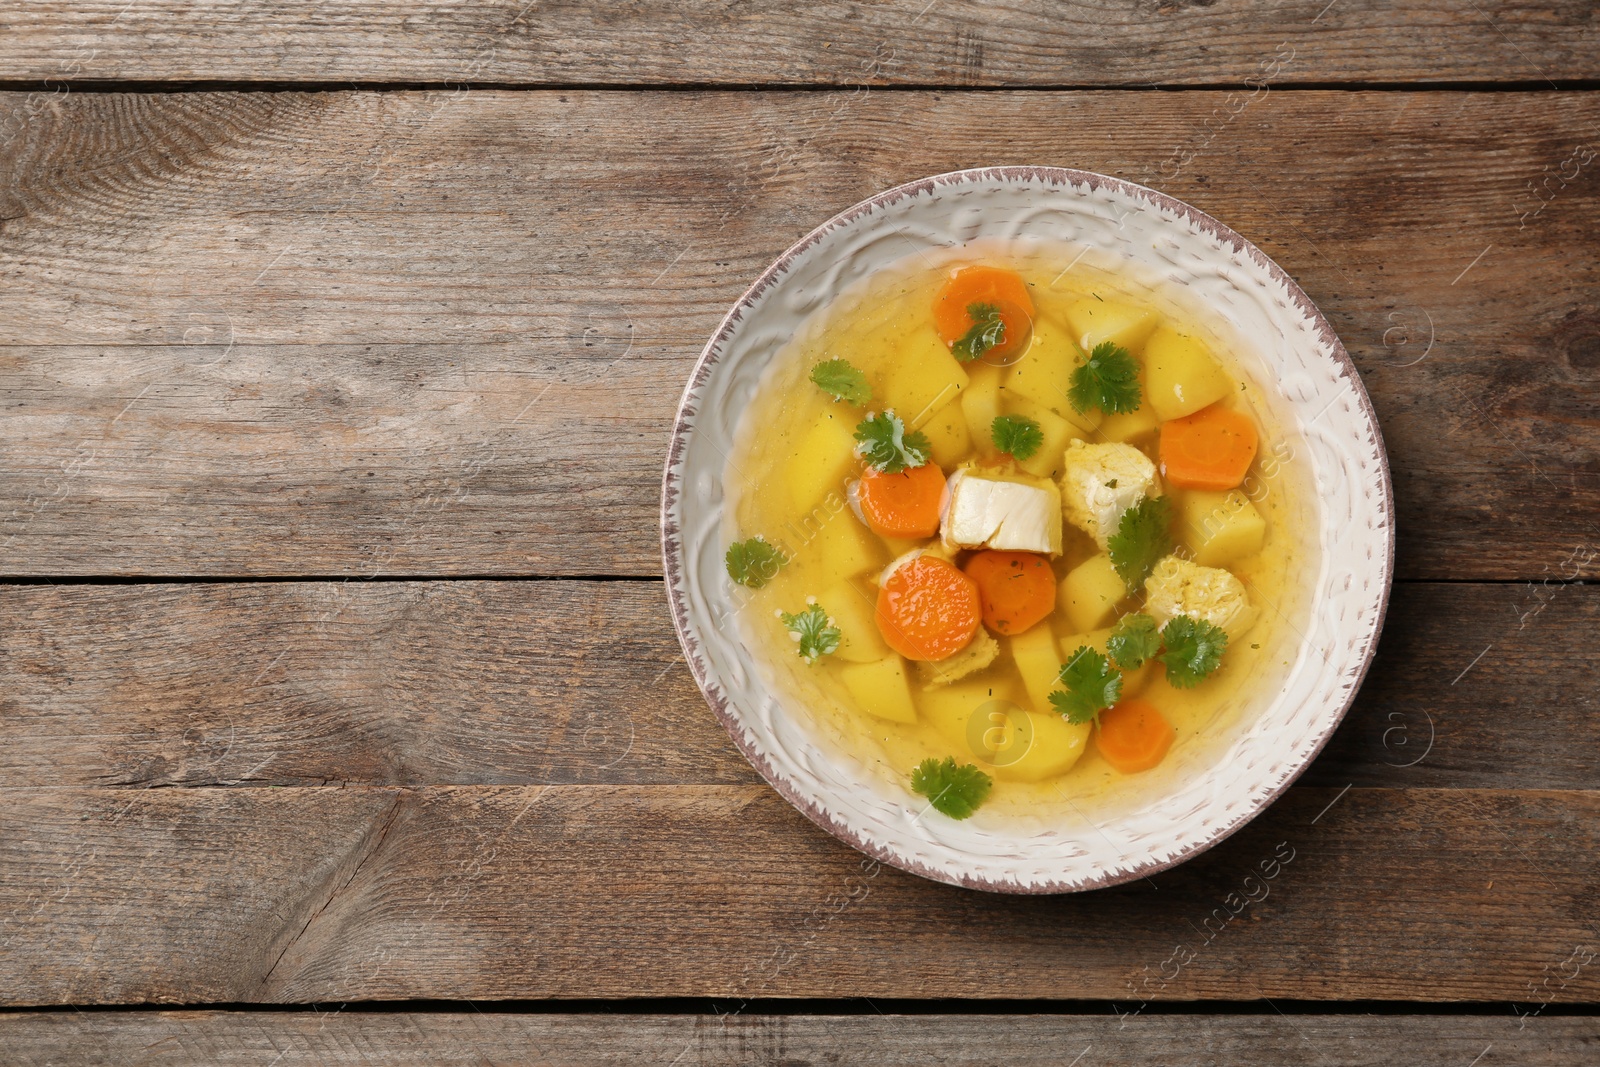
[1058, 440, 1159, 549]
[916, 625, 1000, 687]
[940, 469, 1063, 556]
[1143, 555, 1257, 637]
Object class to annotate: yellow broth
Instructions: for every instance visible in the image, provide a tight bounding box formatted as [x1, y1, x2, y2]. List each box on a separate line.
[723, 241, 1317, 826]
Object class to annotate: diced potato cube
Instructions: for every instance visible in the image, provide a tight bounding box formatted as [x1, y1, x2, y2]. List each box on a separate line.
[819, 578, 890, 663]
[882, 324, 970, 428]
[996, 625, 1097, 781]
[784, 410, 859, 512]
[825, 292, 906, 356]
[790, 509, 884, 579]
[1058, 625, 1154, 697]
[1060, 625, 1112, 661]
[1009, 624, 1064, 713]
[877, 534, 923, 561]
[1059, 554, 1126, 633]
[838, 656, 918, 724]
[993, 710, 1091, 782]
[1176, 489, 1267, 567]
[817, 516, 885, 578]
[1144, 327, 1232, 421]
[1098, 403, 1161, 444]
[1062, 298, 1159, 355]
[920, 399, 972, 469]
[981, 703, 1043, 771]
[919, 679, 1022, 761]
[1003, 397, 1083, 479]
[960, 363, 1004, 452]
[1120, 660, 1155, 698]
[1001, 313, 1101, 434]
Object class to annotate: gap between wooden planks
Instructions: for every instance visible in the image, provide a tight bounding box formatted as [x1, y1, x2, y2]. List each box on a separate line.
[1, 90, 1597, 580]
[0, 0, 1596, 86]
[0, 1009, 1595, 1065]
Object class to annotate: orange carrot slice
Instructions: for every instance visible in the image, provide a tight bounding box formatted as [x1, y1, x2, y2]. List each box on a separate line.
[875, 555, 982, 662]
[962, 550, 1056, 636]
[857, 463, 946, 539]
[1095, 698, 1176, 773]
[1159, 404, 1259, 491]
[933, 266, 1035, 362]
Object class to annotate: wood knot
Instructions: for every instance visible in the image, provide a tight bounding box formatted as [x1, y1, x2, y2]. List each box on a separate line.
[1555, 310, 1600, 378]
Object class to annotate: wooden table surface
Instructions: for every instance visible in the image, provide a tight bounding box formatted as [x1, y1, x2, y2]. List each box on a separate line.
[3, 2, 1599, 1063]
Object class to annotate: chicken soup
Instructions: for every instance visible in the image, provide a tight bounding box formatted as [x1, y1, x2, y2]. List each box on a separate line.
[721, 246, 1309, 823]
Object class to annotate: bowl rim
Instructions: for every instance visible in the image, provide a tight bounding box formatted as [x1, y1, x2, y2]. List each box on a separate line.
[660, 165, 1395, 894]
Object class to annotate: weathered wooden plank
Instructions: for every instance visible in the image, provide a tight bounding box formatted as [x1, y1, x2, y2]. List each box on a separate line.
[1, 1, 1596, 86]
[2, 785, 1597, 1005]
[0, 580, 1594, 791]
[0, 580, 746, 789]
[1301, 578, 1600, 791]
[3, 1009, 1596, 1066]
[2, 90, 1597, 579]
[0, 786, 403, 1007]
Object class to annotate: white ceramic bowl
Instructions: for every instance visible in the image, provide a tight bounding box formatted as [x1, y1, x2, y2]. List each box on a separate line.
[662, 167, 1393, 893]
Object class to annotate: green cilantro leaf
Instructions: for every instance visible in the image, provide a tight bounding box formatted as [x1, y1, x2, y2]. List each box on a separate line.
[780, 602, 842, 664]
[1158, 615, 1229, 688]
[809, 358, 871, 405]
[853, 411, 931, 473]
[990, 414, 1044, 461]
[725, 537, 785, 588]
[910, 756, 992, 820]
[951, 302, 1007, 363]
[1068, 341, 1142, 415]
[1107, 496, 1172, 590]
[1048, 645, 1124, 725]
[1106, 612, 1161, 671]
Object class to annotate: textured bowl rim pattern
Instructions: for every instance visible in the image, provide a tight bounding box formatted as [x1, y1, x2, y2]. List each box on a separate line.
[661, 166, 1394, 894]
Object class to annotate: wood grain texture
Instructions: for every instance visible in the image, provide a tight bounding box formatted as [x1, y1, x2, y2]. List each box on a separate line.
[1, 580, 1594, 791]
[2, 90, 1598, 580]
[2, 1009, 1596, 1066]
[0, 579, 742, 789]
[0, 786, 404, 1007]
[0, 1, 1597, 86]
[3, 785, 1598, 1005]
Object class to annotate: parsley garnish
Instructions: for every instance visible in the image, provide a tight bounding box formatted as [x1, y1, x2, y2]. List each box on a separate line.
[1048, 645, 1124, 725]
[1107, 612, 1161, 670]
[853, 411, 931, 473]
[910, 757, 992, 819]
[990, 414, 1044, 461]
[725, 537, 785, 588]
[1107, 496, 1172, 590]
[1159, 615, 1229, 688]
[779, 602, 841, 664]
[952, 302, 1006, 362]
[1068, 341, 1142, 415]
[809, 358, 871, 405]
